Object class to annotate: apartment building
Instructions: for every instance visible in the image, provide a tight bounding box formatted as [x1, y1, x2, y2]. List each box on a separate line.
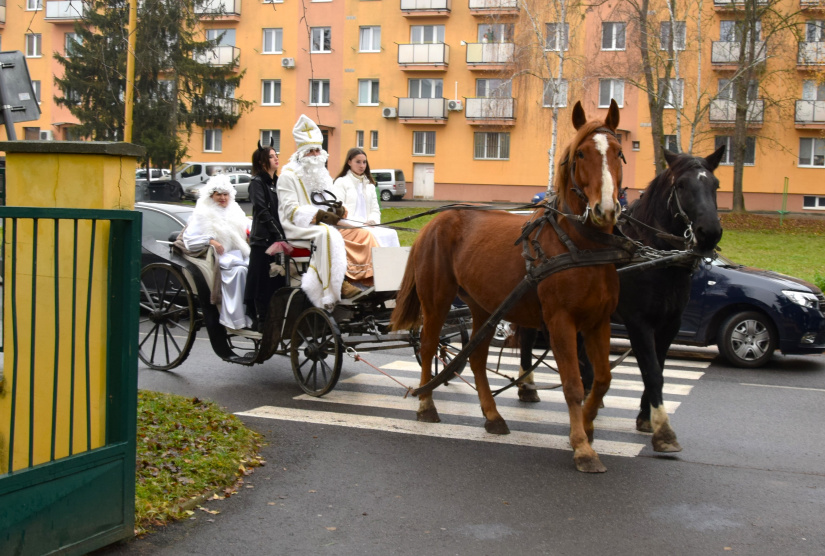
[1, 0, 824, 212]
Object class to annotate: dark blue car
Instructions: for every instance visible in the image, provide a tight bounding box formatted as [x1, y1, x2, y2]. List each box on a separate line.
[532, 189, 628, 207]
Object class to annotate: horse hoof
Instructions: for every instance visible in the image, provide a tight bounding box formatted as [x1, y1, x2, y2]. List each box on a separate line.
[636, 417, 652, 433]
[653, 425, 682, 453]
[416, 407, 441, 423]
[574, 454, 607, 473]
[485, 419, 510, 435]
[518, 389, 541, 403]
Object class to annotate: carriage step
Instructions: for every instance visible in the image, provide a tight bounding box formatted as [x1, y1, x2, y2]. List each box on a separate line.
[225, 327, 263, 339]
[339, 286, 376, 304]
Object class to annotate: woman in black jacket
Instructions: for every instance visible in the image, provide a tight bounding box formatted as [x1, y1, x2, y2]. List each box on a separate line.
[245, 141, 288, 329]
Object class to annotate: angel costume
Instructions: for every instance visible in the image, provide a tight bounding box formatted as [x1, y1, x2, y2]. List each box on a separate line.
[182, 175, 252, 329]
[331, 170, 400, 248]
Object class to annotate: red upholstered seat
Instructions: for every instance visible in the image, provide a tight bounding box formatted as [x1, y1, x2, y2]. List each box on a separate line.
[290, 247, 312, 258]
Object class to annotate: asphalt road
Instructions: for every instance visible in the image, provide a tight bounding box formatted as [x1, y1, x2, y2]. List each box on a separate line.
[95, 334, 825, 556]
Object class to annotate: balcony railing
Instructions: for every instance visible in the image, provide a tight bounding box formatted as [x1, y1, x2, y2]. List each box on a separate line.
[466, 42, 515, 65]
[398, 43, 450, 66]
[465, 98, 515, 120]
[709, 98, 764, 124]
[398, 98, 448, 119]
[468, 0, 518, 12]
[195, 0, 241, 16]
[801, 0, 825, 8]
[798, 41, 825, 65]
[45, 0, 86, 19]
[194, 45, 240, 67]
[714, 0, 768, 8]
[400, 0, 451, 13]
[796, 100, 825, 124]
[711, 41, 767, 64]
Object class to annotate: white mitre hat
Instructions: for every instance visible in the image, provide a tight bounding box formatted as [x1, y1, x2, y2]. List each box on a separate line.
[292, 114, 324, 155]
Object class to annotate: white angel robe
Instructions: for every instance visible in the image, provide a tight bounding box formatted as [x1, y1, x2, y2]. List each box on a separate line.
[331, 171, 400, 247]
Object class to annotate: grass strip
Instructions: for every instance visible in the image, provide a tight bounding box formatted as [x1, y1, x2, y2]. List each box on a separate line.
[135, 390, 263, 535]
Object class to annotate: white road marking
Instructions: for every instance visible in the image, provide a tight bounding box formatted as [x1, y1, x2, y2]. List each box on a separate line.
[236, 406, 646, 458]
[740, 383, 825, 393]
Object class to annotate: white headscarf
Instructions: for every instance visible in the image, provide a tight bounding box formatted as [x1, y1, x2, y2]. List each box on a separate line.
[189, 174, 250, 257]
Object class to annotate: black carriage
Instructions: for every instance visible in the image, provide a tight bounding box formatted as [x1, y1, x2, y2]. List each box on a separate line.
[138, 233, 470, 397]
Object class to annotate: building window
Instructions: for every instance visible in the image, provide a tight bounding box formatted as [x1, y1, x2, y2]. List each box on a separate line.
[262, 80, 281, 105]
[360, 26, 381, 52]
[410, 25, 445, 44]
[474, 132, 510, 160]
[261, 130, 281, 152]
[806, 20, 825, 42]
[204, 129, 222, 152]
[477, 23, 514, 43]
[65, 33, 82, 57]
[660, 21, 686, 50]
[799, 137, 825, 167]
[602, 22, 626, 51]
[358, 79, 380, 105]
[408, 78, 443, 98]
[32, 80, 41, 103]
[658, 78, 684, 108]
[545, 23, 569, 51]
[263, 0, 283, 3]
[715, 136, 756, 165]
[599, 79, 624, 107]
[356, 130, 364, 148]
[717, 79, 758, 101]
[26, 34, 42, 58]
[802, 80, 825, 101]
[311, 27, 332, 53]
[476, 79, 511, 99]
[413, 131, 435, 155]
[263, 29, 283, 54]
[207, 28, 235, 47]
[542, 79, 568, 107]
[370, 130, 379, 149]
[803, 195, 825, 209]
[310, 80, 330, 105]
[26, 0, 42, 10]
[664, 135, 679, 152]
[720, 20, 760, 42]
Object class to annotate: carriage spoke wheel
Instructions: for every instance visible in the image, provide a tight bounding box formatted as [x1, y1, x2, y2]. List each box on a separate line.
[413, 317, 471, 378]
[290, 307, 343, 397]
[138, 263, 197, 371]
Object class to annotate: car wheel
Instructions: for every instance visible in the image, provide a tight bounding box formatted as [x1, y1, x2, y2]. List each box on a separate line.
[717, 311, 776, 368]
[380, 190, 392, 202]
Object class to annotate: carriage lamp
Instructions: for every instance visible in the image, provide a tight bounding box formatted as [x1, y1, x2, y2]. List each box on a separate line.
[800, 332, 817, 344]
[782, 290, 819, 309]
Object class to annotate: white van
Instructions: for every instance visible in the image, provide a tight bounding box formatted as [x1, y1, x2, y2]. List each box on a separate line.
[174, 161, 252, 189]
[370, 169, 406, 202]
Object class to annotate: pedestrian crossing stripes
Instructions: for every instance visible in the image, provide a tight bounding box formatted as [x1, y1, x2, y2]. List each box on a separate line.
[238, 352, 709, 458]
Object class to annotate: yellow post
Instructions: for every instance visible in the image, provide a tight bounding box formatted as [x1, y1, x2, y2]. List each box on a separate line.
[124, 0, 138, 143]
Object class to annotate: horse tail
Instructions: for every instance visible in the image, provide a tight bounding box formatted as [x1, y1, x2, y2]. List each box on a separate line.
[390, 242, 421, 331]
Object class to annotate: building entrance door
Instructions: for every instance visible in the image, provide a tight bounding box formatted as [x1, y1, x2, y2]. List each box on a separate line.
[413, 163, 434, 199]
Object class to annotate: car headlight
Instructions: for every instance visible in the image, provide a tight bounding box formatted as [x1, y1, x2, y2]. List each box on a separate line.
[782, 290, 819, 309]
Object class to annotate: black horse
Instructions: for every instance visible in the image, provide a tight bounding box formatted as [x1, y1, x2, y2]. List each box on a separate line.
[517, 146, 726, 453]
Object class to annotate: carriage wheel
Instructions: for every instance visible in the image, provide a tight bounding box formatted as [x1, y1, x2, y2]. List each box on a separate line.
[413, 317, 471, 377]
[138, 263, 197, 371]
[290, 307, 343, 397]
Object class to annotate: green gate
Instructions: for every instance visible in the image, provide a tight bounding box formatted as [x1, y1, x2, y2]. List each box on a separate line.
[0, 207, 141, 555]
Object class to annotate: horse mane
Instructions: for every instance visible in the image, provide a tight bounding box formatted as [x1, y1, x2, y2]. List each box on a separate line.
[554, 119, 608, 209]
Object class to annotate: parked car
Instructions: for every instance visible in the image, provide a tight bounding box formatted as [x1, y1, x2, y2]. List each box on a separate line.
[136, 168, 170, 181]
[492, 254, 825, 368]
[136, 201, 194, 266]
[184, 172, 253, 201]
[531, 188, 628, 207]
[371, 169, 407, 202]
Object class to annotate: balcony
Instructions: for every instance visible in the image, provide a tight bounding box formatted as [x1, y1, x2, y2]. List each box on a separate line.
[798, 41, 825, 67]
[195, 0, 241, 20]
[711, 41, 766, 68]
[714, 0, 768, 10]
[193, 45, 240, 68]
[45, 0, 86, 21]
[795, 100, 825, 128]
[398, 43, 450, 70]
[801, 0, 825, 9]
[466, 42, 515, 71]
[709, 98, 764, 126]
[465, 98, 516, 125]
[194, 97, 241, 120]
[468, 0, 518, 16]
[400, 0, 450, 17]
[398, 98, 448, 123]
[0, 0, 6, 25]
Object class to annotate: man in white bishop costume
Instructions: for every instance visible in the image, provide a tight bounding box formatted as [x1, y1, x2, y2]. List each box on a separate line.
[277, 115, 349, 309]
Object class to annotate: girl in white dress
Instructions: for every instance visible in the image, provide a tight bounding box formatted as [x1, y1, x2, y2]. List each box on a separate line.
[331, 148, 400, 248]
[182, 175, 252, 329]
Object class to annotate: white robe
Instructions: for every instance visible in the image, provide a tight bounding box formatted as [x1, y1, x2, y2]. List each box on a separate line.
[277, 163, 347, 309]
[331, 171, 400, 248]
[182, 201, 252, 329]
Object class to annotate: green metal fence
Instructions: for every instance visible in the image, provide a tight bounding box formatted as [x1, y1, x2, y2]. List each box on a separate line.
[0, 207, 141, 555]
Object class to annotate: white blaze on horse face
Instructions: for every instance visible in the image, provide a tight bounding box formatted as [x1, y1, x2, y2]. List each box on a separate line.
[697, 170, 708, 181]
[592, 134, 615, 213]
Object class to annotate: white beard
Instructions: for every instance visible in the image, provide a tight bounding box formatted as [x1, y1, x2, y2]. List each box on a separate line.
[297, 153, 333, 195]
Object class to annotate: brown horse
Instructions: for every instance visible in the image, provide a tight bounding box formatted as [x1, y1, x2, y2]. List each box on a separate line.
[391, 100, 625, 473]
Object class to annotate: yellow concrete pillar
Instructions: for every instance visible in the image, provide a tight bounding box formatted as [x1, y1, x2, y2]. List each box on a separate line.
[0, 141, 144, 473]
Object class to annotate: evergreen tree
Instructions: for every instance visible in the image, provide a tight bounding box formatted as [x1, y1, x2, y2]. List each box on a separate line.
[54, 0, 253, 167]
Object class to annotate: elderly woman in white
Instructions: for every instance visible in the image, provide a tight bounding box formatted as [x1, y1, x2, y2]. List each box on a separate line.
[182, 175, 252, 329]
[331, 148, 400, 248]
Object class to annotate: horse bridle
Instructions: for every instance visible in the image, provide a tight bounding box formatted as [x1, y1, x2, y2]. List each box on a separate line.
[666, 182, 696, 248]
